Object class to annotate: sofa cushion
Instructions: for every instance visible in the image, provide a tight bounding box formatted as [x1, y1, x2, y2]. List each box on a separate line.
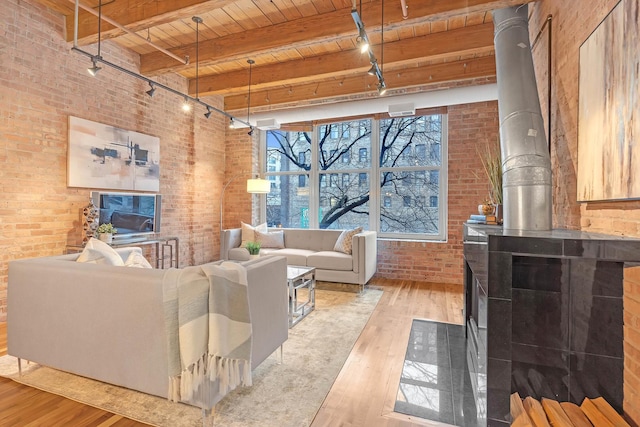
[307, 251, 353, 271]
[124, 251, 153, 268]
[76, 238, 125, 266]
[241, 222, 267, 247]
[260, 248, 316, 266]
[255, 230, 285, 248]
[333, 227, 363, 254]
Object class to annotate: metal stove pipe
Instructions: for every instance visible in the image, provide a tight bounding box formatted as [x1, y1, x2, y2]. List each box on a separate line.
[493, 5, 552, 231]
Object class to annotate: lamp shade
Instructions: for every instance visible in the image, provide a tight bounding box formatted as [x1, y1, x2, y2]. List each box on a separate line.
[246, 178, 270, 194]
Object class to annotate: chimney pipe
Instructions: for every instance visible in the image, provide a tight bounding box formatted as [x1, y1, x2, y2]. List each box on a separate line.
[493, 5, 552, 231]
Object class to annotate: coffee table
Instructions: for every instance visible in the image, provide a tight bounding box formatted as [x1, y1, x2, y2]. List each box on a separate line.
[287, 265, 316, 327]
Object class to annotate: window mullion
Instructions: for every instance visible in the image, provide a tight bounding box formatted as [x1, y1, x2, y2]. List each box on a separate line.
[370, 119, 380, 233]
[310, 126, 319, 229]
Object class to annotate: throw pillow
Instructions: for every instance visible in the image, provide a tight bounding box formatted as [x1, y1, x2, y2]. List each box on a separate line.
[76, 237, 125, 266]
[333, 227, 363, 255]
[241, 221, 267, 247]
[255, 230, 285, 249]
[124, 251, 153, 268]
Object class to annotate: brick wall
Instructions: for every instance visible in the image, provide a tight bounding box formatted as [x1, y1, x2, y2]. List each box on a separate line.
[0, 0, 226, 320]
[377, 101, 499, 284]
[529, 0, 640, 422]
[223, 102, 499, 285]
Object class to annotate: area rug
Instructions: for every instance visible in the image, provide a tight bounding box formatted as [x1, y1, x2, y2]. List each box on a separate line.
[0, 287, 382, 427]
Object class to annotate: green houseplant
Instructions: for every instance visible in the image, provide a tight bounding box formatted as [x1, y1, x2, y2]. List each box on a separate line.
[96, 223, 117, 243]
[245, 241, 261, 257]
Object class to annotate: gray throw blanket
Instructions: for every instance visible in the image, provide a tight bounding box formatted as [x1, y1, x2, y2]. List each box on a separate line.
[162, 262, 252, 410]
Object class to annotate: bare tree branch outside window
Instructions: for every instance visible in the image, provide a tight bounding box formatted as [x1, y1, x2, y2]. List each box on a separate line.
[265, 115, 444, 235]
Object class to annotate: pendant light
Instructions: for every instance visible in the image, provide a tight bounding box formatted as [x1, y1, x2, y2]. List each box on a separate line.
[246, 59, 255, 136]
[87, 0, 103, 76]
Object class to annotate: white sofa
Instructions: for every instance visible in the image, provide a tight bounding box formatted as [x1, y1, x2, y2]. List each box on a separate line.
[221, 227, 377, 288]
[7, 248, 288, 406]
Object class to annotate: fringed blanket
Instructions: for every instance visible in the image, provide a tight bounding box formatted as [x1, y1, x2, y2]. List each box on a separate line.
[162, 262, 252, 410]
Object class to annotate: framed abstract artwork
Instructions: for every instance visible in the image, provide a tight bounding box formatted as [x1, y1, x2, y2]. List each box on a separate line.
[577, 0, 639, 201]
[68, 116, 160, 191]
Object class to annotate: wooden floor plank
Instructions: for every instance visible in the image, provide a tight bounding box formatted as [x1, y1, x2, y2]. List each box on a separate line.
[0, 277, 464, 427]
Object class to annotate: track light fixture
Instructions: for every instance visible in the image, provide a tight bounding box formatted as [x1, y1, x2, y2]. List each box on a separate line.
[87, 57, 102, 76]
[356, 28, 370, 54]
[367, 61, 377, 76]
[182, 97, 191, 112]
[351, 1, 388, 96]
[377, 79, 387, 96]
[204, 106, 212, 119]
[229, 118, 236, 128]
[87, 0, 103, 77]
[146, 82, 156, 97]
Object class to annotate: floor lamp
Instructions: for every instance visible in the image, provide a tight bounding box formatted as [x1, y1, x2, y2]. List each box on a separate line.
[220, 172, 270, 258]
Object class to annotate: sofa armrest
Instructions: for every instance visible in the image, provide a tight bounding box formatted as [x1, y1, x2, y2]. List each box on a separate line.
[220, 228, 242, 260]
[243, 256, 288, 367]
[352, 231, 377, 285]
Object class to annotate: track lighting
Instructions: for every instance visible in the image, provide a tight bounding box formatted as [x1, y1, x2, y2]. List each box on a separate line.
[182, 97, 191, 112]
[146, 82, 156, 97]
[367, 62, 377, 76]
[87, 57, 102, 77]
[377, 79, 387, 96]
[73, 3, 248, 127]
[229, 118, 236, 129]
[357, 28, 369, 54]
[248, 127, 254, 136]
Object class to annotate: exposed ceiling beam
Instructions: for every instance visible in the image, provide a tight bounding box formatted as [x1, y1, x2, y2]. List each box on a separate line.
[189, 22, 496, 96]
[64, 0, 238, 45]
[141, 0, 528, 76]
[224, 56, 497, 112]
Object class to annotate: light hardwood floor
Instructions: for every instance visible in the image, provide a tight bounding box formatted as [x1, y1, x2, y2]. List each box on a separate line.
[0, 277, 464, 426]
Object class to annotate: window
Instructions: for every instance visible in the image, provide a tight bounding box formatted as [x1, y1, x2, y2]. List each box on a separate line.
[379, 115, 445, 237]
[263, 114, 447, 239]
[342, 149, 351, 163]
[330, 125, 339, 139]
[359, 148, 367, 162]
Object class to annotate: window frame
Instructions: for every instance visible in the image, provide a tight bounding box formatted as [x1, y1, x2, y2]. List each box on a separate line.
[260, 114, 448, 241]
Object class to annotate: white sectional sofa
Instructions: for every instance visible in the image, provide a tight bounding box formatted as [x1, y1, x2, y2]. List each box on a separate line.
[220, 227, 377, 288]
[7, 249, 288, 406]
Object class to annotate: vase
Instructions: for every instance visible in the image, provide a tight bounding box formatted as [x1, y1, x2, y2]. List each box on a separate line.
[478, 203, 495, 216]
[98, 233, 113, 244]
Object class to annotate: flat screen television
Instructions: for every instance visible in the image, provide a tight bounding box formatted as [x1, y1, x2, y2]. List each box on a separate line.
[91, 191, 161, 241]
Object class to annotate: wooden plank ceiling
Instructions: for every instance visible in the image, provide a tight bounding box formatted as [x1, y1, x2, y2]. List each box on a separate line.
[34, 0, 532, 112]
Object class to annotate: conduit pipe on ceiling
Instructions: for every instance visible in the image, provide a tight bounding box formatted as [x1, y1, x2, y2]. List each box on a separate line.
[493, 5, 552, 231]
